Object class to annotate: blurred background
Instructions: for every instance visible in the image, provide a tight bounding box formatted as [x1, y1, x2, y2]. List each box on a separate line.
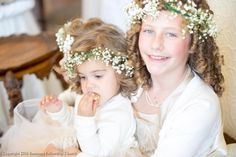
[32, 0, 129, 32]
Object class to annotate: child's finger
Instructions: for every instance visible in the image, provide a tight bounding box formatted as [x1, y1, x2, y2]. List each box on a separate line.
[45, 95, 54, 102]
[39, 99, 46, 108]
[91, 92, 100, 110]
[84, 92, 96, 109]
[77, 92, 99, 116]
[92, 98, 99, 111]
[39, 95, 55, 108]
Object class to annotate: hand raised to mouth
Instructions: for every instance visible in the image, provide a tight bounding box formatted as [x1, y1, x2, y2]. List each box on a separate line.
[77, 92, 100, 116]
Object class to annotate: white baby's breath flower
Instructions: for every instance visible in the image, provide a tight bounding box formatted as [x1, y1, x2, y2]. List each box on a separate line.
[63, 35, 74, 53]
[55, 22, 74, 53]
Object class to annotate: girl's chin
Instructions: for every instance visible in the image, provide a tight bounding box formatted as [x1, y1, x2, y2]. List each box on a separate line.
[146, 66, 162, 75]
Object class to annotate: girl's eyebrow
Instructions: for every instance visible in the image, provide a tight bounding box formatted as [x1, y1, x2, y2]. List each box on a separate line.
[157, 25, 183, 32]
[78, 69, 106, 75]
[142, 24, 153, 28]
[142, 23, 181, 31]
[91, 69, 106, 73]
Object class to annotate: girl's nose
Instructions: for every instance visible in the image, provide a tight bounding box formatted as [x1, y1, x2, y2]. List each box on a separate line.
[151, 34, 164, 51]
[84, 79, 95, 92]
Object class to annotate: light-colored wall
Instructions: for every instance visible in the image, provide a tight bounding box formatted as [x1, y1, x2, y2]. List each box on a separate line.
[208, 0, 236, 140]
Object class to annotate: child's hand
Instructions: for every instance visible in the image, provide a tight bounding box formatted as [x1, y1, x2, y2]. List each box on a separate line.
[40, 95, 63, 113]
[77, 92, 100, 116]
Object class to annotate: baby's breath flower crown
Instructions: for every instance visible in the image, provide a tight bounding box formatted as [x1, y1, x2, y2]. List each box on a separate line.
[55, 22, 134, 79]
[125, 0, 218, 41]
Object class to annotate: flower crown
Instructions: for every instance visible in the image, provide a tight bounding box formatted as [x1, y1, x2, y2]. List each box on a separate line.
[55, 22, 134, 79]
[125, 0, 217, 41]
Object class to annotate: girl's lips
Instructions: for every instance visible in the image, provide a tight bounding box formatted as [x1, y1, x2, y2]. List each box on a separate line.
[148, 54, 170, 61]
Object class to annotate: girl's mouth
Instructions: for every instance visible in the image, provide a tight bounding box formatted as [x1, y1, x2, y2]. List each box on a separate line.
[148, 54, 169, 61]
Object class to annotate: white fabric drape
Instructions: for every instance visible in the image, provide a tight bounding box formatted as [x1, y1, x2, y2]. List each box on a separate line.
[0, 0, 40, 37]
[81, 0, 132, 31]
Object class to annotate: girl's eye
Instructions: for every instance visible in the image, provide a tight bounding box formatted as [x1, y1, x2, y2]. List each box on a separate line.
[79, 76, 86, 80]
[166, 32, 178, 38]
[94, 75, 103, 79]
[142, 29, 154, 34]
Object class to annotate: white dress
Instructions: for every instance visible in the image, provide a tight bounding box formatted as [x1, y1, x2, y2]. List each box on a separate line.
[134, 70, 227, 157]
[135, 113, 160, 157]
[47, 94, 141, 157]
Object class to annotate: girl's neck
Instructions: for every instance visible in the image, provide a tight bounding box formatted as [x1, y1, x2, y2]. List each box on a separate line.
[136, 67, 191, 114]
[150, 66, 189, 94]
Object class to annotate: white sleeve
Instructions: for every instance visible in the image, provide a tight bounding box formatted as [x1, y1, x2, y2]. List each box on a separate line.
[0, 0, 35, 19]
[46, 104, 74, 126]
[74, 109, 131, 156]
[152, 100, 220, 157]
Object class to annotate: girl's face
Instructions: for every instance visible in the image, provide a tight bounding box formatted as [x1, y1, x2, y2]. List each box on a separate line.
[138, 11, 191, 78]
[77, 59, 120, 105]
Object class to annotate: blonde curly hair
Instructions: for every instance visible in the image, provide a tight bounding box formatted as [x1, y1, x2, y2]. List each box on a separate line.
[59, 18, 138, 98]
[126, 0, 224, 96]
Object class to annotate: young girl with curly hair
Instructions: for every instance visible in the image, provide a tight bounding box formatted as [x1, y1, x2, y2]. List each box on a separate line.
[40, 18, 142, 157]
[125, 0, 227, 156]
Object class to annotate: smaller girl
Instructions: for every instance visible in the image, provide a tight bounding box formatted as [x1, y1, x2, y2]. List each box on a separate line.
[40, 18, 141, 157]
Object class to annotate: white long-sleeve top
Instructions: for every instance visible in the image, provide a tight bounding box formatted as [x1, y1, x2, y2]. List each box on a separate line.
[133, 71, 227, 157]
[48, 94, 139, 157]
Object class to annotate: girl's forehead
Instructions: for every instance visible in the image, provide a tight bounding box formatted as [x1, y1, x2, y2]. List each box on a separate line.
[142, 11, 185, 28]
[80, 59, 107, 67]
[77, 59, 110, 72]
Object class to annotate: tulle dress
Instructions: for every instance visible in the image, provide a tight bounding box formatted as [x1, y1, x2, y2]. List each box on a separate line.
[1, 99, 77, 157]
[135, 112, 160, 157]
